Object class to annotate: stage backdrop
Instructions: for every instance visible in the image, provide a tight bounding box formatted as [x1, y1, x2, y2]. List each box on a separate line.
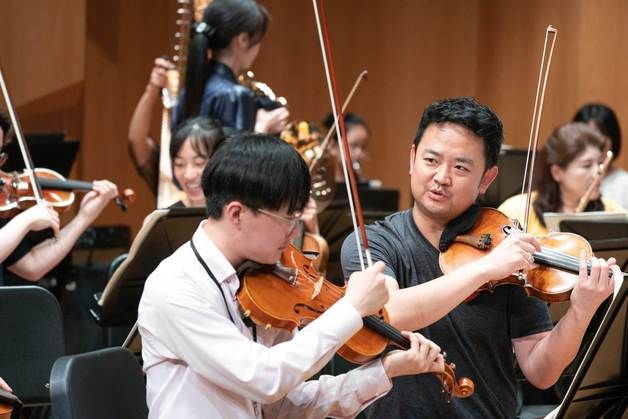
[1, 0, 627, 234]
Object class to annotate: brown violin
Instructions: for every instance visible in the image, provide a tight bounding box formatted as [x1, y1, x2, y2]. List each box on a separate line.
[440, 207, 623, 303]
[0, 167, 136, 217]
[238, 244, 474, 400]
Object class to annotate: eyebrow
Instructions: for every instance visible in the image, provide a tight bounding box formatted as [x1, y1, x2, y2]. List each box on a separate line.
[423, 148, 475, 165]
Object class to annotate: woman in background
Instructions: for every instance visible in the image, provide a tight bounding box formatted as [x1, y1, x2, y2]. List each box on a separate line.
[573, 103, 628, 209]
[498, 122, 624, 236]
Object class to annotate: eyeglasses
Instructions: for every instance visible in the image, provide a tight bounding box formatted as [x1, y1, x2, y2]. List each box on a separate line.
[257, 208, 302, 229]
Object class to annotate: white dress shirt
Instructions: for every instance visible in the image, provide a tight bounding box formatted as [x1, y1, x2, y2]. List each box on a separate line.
[138, 222, 392, 419]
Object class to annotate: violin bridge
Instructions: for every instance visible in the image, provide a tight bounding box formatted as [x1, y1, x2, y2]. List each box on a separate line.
[311, 275, 324, 299]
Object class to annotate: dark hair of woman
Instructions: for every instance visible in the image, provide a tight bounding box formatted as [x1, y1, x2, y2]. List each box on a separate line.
[322, 112, 370, 138]
[533, 122, 606, 225]
[202, 133, 310, 219]
[573, 103, 621, 162]
[183, 0, 270, 121]
[170, 117, 225, 189]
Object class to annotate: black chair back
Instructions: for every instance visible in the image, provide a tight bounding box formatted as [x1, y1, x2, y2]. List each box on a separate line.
[50, 347, 148, 419]
[0, 286, 65, 406]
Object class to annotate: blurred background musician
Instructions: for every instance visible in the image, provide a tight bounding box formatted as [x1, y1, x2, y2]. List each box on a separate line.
[573, 103, 628, 209]
[172, 0, 289, 134]
[0, 110, 119, 284]
[322, 112, 371, 184]
[498, 122, 624, 236]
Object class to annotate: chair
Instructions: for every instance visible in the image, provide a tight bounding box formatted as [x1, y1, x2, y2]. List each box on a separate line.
[49, 347, 148, 419]
[0, 286, 65, 406]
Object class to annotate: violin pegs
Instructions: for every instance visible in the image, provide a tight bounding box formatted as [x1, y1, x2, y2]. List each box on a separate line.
[243, 310, 251, 317]
[265, 323, 272, 330]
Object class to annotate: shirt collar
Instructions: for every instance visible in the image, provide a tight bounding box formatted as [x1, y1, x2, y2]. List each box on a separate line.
[191, 221, 237, 284]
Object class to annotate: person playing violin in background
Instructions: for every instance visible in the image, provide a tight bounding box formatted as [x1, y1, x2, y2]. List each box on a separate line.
[0, 110, 119, 283]
[499, 122, 624, 237]
[172, 0, 289, 134]
[138, 133, 446, 419]
[341, 97, 620, 418]
[322, 112, 371, 183]
[573, 103, 628, 210]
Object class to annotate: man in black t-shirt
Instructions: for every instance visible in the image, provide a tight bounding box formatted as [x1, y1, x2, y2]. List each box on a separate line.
[341, 97, 619, 418]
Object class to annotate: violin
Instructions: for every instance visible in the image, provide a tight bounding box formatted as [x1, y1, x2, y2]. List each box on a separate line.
[440, 207, 624, 303]
[0, 404, 10, 419]
[238, 244, 474, 400]
[0, 167, 136, 217]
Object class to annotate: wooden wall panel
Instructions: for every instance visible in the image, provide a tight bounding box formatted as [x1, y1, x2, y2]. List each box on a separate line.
[2, 0, 628, 234]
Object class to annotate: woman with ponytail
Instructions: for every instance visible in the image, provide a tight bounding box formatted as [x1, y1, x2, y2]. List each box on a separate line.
[172, 0, 289, 134]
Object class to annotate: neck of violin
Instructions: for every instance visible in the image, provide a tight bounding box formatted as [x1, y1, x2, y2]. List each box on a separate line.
[533, 248, 617, 278]
[363, 315, 409, 349]
[37, 177, 93, 192]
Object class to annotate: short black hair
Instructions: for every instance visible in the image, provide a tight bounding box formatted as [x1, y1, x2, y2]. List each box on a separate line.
[170, 117, 225, 189]
[413, 97, 503, 168]
[202, 133, 310, 219]
[573, 103, 621, 161]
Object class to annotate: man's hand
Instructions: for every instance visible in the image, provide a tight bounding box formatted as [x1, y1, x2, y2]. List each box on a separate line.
[569, 252, 617, 322]
[382, 332, 445, 378]
[344, 261, 389, 317]
[475, 232, 541, 282]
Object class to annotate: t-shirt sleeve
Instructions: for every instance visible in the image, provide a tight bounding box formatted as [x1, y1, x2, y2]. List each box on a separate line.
[341, 225, 398, 280]
[508, 286, 553, 339]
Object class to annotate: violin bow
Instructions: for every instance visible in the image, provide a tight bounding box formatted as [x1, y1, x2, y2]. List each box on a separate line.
[311, 0, 372, 270]
[518, 25, 558, 233]
[0, 63, 45, 204]
[308, 70, 368, 174]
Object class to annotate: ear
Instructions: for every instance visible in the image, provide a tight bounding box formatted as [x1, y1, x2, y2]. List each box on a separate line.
[550, 164, 562, 183]
[224, 201, 245, 227]
[478, 165, 498, 194]
[235, 32, 250, 49]
[409, 144, 416, 175]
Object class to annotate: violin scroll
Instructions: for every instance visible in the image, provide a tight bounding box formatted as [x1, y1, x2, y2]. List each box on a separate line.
[439, 362, 475, 401]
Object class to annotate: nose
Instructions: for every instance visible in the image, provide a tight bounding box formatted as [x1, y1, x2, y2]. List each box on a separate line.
[183, 165, 197, 181]
[433, 164, 451, 186]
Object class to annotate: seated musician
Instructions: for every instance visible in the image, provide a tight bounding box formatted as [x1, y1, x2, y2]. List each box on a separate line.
[137, 133, 445, 419]
[166, 117, 224, 208]
[573, 103, 628, 210]
[0, 110, 119, 282]
[322, 112, 371, 183]
[498, 122, 624, 236]
[340, 97, 620, 418]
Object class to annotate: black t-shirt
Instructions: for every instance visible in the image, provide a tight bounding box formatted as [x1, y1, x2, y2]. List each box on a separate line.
[341, 209, 553, 418]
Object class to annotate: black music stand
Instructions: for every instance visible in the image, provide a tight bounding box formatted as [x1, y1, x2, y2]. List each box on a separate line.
[544, 277, 627, 418]
[90, 207, 207, 328]
[3, 133, 79, 177]
[479, 148, 528, 208]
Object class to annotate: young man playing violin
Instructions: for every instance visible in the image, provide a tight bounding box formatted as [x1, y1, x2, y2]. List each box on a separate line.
[0, 110, 119, 283]
[137, 133, 446, 419]
[341, 97, 620, 418]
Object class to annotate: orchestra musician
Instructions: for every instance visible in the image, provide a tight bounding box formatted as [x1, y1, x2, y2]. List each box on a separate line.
[0, 111, 119, 283]
[322, 112, 371, 183]
[573, 103, 628, 210]
[137, 133, 445, 419]
[499, 122, 625, 236]
[341, 97, 620, 418]
[172, 0, 289, 134]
